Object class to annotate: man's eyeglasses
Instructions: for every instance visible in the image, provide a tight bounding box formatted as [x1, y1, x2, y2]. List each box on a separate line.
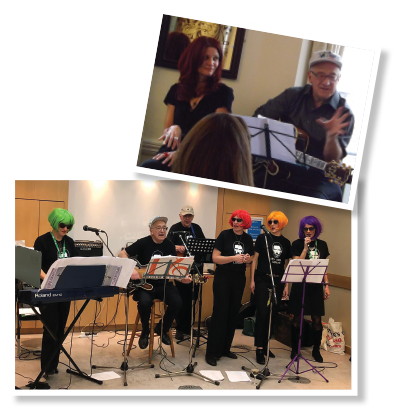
[310, 71, 340, 82]
[59, 223, 72, 229]
[268, 220, 279, 225]
[231, 218, 243, 223]
[303, 227, 315, 232]
[153, 226, 168, 231]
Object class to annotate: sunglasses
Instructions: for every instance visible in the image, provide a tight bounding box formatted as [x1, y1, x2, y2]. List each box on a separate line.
[59, 223, 72, 230]
[268, 220, 279, 225]
[303, 227, 315, 232]
[231, 218, 243, 223]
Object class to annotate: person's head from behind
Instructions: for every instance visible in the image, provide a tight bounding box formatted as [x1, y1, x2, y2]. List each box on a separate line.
[172, 113, 254, 186]
[178, 36, 223, 90]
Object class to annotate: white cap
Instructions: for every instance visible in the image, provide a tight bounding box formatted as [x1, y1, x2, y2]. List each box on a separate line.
[149, 215, 168, 228]
[309, 50, 342, 69]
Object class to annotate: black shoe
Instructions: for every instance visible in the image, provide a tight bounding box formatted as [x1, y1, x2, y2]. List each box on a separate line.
[290, 349, 297, 360]
[205, 353, 217, 366]
[154, 324, 171, 345]
[256, 349, 265, 364]
[175, 330, 184, 341]
[312, 347, 323, 363]
[44, 368, 58, 377]
[224, 351, 237, 359]
[138, 331, 149, 349]
[268, 349, 275, 358]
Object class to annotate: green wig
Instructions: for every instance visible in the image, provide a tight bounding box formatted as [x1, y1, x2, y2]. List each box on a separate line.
[48, 208, 75, 232]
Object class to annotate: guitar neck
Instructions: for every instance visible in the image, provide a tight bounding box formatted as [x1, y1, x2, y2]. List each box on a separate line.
[295, 150, 326, 171]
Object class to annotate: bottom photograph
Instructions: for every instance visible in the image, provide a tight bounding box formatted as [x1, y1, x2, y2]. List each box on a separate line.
[15, 179, 353, 393]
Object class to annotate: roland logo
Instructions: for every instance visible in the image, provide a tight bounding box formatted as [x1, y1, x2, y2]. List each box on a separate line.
[34, 291, 63, 298]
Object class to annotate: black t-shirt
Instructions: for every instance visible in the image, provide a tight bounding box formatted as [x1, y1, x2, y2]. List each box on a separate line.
[125, 236, 176, 266]
[167, 222, 205, 265]
[34, 232, 78, 274]
[254, 233, 291, 280]
[214, 229, 254, 273]
[291, 238, 330, 260]
[164, 82, 234, 138]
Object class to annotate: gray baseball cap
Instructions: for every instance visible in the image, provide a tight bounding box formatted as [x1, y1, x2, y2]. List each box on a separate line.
[149, 215, 168, 228]
[309, 50, 342, 69]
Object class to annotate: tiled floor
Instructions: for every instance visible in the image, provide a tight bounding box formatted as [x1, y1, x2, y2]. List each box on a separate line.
[15, 328, 351, 392]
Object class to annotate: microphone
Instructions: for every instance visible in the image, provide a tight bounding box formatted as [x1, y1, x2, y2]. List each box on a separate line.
[261, 224, 271, 235]
[83, 225, 104, 233]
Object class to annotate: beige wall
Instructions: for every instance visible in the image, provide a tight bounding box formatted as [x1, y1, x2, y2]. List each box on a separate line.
[269, 196, 352, 348]
[139, 29, 303, 153]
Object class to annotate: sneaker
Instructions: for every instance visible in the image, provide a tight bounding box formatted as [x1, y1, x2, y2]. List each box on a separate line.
[205, 353, 217, 366]
[138, 331, 149, 349]
[256, 349, 265, 364]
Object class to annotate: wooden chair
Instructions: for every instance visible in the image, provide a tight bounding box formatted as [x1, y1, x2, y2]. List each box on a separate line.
[127, 299, 175, 363]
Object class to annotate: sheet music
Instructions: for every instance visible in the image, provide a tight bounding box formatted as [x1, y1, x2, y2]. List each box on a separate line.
[41, 256, 136, 289]
[234, 114, 297, 163]
[145, 255, 194, 279]
[281, 259, 329, 284]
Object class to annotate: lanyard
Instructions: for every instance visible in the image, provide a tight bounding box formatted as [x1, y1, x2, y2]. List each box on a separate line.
[190, 224, 195, 238]
[51, 231, 66, 259]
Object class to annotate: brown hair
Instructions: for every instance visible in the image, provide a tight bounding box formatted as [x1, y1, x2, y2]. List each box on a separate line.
[172, 113, 254, 186]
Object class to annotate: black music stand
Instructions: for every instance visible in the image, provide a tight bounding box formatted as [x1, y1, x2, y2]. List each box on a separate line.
[19, 262, 121, 390]
[278, 259, 329, 384]
[183, 238, 215, 354]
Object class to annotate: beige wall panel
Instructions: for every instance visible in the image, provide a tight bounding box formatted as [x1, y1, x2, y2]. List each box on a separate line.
[16, 180, 69, 204]
[15, 199, 39, 247]
[38, 201, 65, 236]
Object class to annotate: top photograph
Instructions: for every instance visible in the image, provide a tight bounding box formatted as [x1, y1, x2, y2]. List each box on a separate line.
[134, 15, 379, 210]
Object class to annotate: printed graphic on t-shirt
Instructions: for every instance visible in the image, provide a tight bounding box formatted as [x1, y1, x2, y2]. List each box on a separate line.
[308, 246, 320, 259]
[270, 242, 283, 266]
[152, 250, 164, 258]
[233, 241, 244, 264]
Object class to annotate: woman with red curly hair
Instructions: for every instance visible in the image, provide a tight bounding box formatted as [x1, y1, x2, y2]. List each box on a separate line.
[140, 36, 234, 171]
[250, 211, 291, 364]
[205, 210, 254, 366]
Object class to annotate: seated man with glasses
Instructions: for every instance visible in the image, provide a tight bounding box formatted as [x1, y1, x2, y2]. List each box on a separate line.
[253, 50, 354, 202]
[118, 215, 188, 349]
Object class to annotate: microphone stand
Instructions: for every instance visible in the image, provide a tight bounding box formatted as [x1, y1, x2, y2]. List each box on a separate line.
[242, 227, 278, 389]
[88, 229, 153, 386]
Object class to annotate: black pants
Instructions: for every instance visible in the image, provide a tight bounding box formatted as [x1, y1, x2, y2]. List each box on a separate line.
[206, 270, 245, 357]
[254, 277, 283, 348]
[174, 281, 199, 333]
[39, 301, 71, 373]
[133, 282, 182, 333]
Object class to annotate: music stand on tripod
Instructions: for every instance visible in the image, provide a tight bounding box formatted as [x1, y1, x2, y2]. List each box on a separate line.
[153, 253, 219, 386]
[278, 259, 329, 384]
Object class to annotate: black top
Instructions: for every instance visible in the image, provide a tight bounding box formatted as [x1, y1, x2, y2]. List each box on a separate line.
[125, 236, 176, 266]
[167, 221, 205, 266]
[291, 238, 330, 260]
[164, 82, 234, 138]
[254, 233, 291, 281]
[34, 232, 78, 274]
[253, 84, 354, 160]
[214, 229, 254, 273]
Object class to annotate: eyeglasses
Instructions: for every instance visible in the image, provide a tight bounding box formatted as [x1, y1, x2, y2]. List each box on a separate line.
[231, 218, 243, 223]
[153, 226, 168, 231]
[59, 223, 72, 229]
[303, 227, 315, 232]
[310, 71, 340, 82]
[268, 220, 279, 225]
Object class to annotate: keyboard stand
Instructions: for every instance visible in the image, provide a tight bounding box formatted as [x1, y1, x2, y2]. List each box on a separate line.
[28, 299, 103, 389]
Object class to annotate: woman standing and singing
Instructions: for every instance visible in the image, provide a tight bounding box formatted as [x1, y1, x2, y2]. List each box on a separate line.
[205, 210, 254, 366]
[33, 208, 78, 376]
[284, 215, 330, 363]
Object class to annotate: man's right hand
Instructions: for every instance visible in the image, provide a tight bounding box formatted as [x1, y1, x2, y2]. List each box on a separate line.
[130, 269, 140, 280]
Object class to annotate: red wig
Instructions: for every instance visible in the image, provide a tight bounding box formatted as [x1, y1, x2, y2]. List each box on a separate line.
[177, 36, 223, 101]
[229, 210, 252, 229]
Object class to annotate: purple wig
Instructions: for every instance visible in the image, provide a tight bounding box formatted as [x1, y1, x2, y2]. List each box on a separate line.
[298, 215, 323, 240]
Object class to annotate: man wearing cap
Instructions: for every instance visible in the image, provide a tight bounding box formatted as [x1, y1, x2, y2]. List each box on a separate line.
[118, 215, 188, 349]
[167, 205, 205, 341]
[253, 50, 354, 202]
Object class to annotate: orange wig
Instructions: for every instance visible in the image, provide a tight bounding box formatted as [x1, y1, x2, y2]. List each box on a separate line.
[267, 211, 288, 230]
